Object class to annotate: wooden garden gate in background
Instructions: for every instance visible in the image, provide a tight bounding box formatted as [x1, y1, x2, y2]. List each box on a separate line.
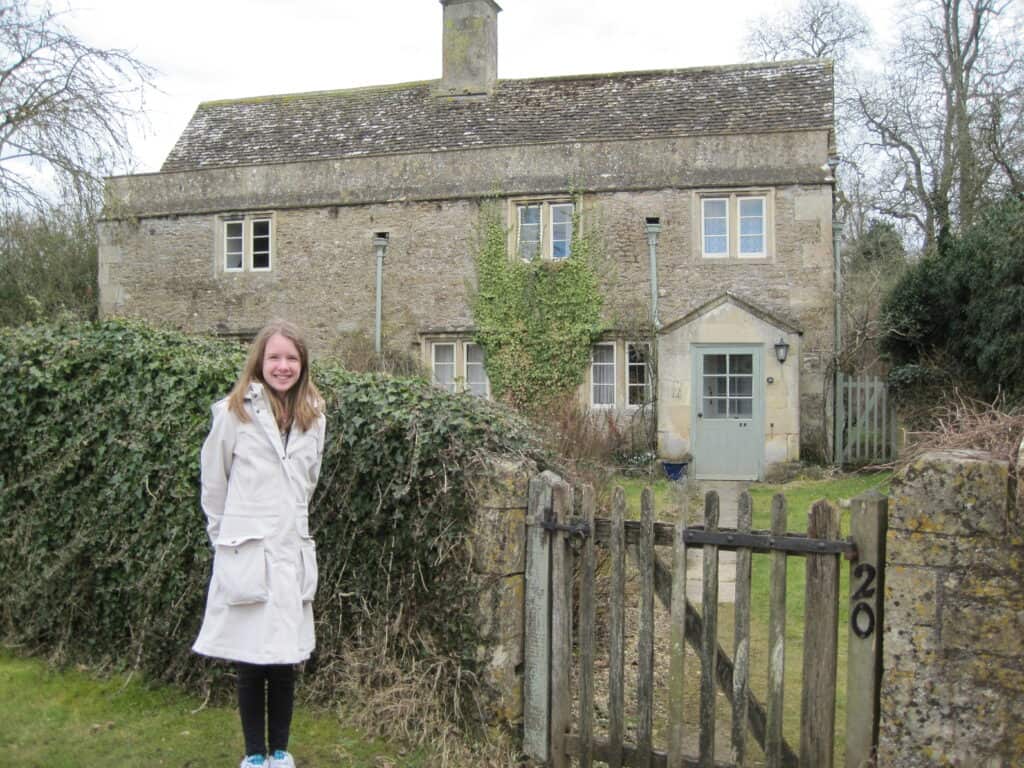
[835, 373, 896, 466]
[523, 471, 887, 768]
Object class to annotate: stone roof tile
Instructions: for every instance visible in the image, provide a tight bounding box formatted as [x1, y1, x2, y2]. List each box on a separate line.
[161, 59, 833, 172]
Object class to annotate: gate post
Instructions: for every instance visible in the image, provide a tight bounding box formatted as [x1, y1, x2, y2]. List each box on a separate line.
[549, 476, 574, 768]
[846, 490, 887, 768]
[523, 472, 555, 762]
[833, 371, 845, 466]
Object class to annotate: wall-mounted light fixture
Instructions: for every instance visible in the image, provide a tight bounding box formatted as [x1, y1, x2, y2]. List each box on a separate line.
[774, 337, 790, 364]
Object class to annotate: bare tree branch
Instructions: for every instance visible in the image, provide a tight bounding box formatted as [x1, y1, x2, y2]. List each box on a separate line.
[848, 0, 1023, 251]
[0, 1, 155, 212]
[743, 0, 871, 66]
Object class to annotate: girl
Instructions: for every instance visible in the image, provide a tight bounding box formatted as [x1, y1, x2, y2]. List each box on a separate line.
[193, 320, 327, 768]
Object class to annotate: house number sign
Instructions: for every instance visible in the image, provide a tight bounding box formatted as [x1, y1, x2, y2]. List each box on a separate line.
[850, 563, 877, 638]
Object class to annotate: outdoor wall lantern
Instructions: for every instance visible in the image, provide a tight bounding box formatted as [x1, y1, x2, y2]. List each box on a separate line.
[774, 337, 790, 364]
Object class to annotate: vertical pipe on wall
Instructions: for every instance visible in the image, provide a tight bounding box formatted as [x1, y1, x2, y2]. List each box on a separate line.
[644, 217, 662, 330]
[828, 156, 842, 465]
[373, 232, 389, 357]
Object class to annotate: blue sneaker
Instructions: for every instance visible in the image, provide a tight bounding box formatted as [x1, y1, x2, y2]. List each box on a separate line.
[240, 755, 266, 767]
[269, 750, 296, 768]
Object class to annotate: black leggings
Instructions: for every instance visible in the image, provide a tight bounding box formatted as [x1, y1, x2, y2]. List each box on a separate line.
[236, 662, 295, 756]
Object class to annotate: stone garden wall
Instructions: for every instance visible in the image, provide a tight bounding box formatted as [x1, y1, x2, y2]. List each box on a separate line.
[879, 449, 1024, 767]
[466, 455, 536, 725]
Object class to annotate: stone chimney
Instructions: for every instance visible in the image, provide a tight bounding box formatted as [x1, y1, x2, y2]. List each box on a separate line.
[439, 0, 501, 96]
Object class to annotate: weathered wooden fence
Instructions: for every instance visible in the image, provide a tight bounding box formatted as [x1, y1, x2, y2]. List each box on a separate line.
[524, 471, 887, 768]
[835, 373, 895, 466]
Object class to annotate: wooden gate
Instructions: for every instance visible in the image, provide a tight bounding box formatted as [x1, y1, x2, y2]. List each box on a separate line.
[835, 373, 896, 466]
[523, 472, 886, 768]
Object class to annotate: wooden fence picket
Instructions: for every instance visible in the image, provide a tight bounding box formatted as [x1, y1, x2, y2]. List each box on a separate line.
[578, 487, 596, 768]
[524, 478, 882, 768]
[699, 491, 720, 767]
[800, 500, 841, 767]
[766, 494, 788, 768]
[608, 488, 626, 768]
[549, 477, 573, 768]
[731, 492, 753, 766]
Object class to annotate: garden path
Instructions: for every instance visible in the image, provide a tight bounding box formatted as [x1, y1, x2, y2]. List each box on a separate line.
[684, 480, 747, 604]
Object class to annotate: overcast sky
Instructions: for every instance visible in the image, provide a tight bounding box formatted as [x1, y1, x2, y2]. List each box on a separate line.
[56, 0, 902, 174]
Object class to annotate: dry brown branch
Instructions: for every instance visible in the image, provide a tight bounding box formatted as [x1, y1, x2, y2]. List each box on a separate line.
[899, 389, 1024, 468]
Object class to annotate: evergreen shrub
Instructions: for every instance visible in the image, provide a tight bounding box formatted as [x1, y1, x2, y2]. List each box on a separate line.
[881, 196, 1024, 404]
[0, 319, 541, 704]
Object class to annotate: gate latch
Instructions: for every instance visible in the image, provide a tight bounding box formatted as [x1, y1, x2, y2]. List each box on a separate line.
[540, 517, 591, 540]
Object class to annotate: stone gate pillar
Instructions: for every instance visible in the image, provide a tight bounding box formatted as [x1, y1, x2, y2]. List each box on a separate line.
[467, 455, 537, 726]
[879, 449, 1024, 767]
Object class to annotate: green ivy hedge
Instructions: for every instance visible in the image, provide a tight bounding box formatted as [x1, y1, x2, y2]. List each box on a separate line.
[0, 319, 540, 698]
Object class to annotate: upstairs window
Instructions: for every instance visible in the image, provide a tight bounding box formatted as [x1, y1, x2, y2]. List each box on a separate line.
[252, 218, 272, 270]
[738, 198, 765, 257]
[699, 193, 769, 260]
[225, 221, 244, 271]
[515, 200, 574, 261]
[550, 203, 573, 258]
[221, 214, 274, 272]
[702, 198, 729, 257]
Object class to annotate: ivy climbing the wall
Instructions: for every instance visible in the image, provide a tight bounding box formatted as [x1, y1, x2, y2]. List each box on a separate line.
[471, 201, 604, 412]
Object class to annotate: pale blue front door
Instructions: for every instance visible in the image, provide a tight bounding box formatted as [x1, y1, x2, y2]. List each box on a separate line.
[693, 346, 762, 480]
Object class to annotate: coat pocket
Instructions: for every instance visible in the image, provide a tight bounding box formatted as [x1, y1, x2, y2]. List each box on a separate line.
[214, 536, 269, 606]
[299, 537, 318, 603]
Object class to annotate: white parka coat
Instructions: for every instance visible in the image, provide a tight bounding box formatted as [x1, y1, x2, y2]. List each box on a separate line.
[192, 382, 326, 665]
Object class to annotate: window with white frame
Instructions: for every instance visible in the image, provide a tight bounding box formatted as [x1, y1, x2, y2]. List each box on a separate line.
[252, 218, 272, 270]
[702, 198, 729, 258]
[515, 200, 574, 261]
[428, 340, 490, 398]
[591, 343, 615, 407]
[517, 204, 541, 260]
[700, 193, 768, 259]
[221, 215, 274, 271]
[627, 342, 652, 406]
[464, 342, 489, 398]
[432, 343, 456, 393]
[224, 220, 244, 271]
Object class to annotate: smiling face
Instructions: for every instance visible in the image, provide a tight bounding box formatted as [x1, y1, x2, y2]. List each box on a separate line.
[262, 333, 302, 395]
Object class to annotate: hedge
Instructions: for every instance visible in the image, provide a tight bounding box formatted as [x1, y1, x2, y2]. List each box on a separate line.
[0, 319, 541, 701]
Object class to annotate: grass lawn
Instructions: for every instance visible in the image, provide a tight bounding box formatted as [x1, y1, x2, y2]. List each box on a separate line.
[616, 470, 892, 765]
[2, 650, 429, 768]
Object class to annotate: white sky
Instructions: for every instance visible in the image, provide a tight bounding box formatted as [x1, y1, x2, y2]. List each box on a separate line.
[55, 0, 902, 174]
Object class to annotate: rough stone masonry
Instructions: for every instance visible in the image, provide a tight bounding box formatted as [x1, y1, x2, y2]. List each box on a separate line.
[879, 449, 1024, 767]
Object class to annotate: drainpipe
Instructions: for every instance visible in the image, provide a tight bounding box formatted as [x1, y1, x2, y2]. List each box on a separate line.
[644, 217, 662, 330]
[827, 156, 842, 465]
[644, 217, 663, 462]
[373, 232, 389, 357]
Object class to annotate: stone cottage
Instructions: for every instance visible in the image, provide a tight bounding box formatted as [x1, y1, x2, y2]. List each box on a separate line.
[99, 0, 838, 480]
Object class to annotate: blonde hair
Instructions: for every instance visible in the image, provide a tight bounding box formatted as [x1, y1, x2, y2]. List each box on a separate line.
[226, 320, 324, 432]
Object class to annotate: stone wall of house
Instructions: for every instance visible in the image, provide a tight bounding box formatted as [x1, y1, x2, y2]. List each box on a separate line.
[879, 449, 1024, 767]
[465, 455, 536, 725]
[100, 130, 835, 457]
